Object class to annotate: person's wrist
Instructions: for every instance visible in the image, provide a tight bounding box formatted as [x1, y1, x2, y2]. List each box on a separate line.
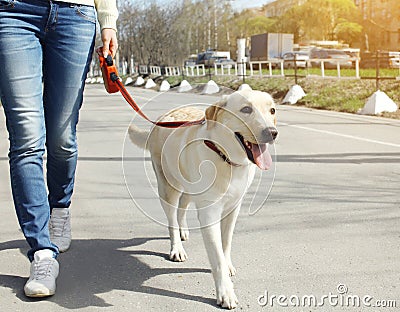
[101, 27, 117, 33]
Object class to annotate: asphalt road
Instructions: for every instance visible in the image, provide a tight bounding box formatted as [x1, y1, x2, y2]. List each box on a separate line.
[0, 84, 399, 311]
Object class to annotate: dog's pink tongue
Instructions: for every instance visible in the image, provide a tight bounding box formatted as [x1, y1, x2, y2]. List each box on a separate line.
[251, 143, 272, 170]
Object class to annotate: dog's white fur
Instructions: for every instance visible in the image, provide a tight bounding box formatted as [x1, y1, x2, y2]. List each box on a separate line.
[128, 90, 277, 309]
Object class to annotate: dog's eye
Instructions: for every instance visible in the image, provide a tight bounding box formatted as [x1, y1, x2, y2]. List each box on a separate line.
[270, 108, 276, 115]
[240, 106, 253, 114]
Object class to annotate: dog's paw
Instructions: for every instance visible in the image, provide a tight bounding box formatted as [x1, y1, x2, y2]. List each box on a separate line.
[217, 287, 238, 309]
[227, 262, 236, 277]
[169, 245, 188, 262]
[180, 228, 189, 241]
[225, 257, 236, 276]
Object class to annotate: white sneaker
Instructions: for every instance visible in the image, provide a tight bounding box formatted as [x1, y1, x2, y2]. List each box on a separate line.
[49, 208, 71, 252]
[24, 249, 59, 298]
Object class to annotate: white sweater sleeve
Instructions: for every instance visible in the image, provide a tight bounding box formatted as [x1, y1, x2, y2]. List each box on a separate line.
[94, 0, 118, 31]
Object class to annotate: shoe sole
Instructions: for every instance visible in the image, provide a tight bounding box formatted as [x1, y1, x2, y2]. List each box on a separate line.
[50, 238, 71, 253]
[25, 291, 55, 298]
[54, 243, 71, 253]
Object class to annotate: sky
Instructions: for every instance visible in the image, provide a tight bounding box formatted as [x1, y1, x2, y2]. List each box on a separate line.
[231, 0, 273, 11]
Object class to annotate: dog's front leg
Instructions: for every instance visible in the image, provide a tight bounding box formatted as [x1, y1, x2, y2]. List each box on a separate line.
[221, 205, 240, 277]
[198, 208, 238, 309]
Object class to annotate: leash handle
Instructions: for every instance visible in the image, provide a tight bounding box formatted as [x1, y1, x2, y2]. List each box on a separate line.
[99, 53, 120, 94]
[97, 53, 206, 128]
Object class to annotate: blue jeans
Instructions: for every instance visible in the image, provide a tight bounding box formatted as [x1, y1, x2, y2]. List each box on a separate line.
[0, 0, 96, 261]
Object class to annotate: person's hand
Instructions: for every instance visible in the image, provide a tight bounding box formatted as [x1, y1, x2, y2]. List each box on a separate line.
[98, 28, 118, 58]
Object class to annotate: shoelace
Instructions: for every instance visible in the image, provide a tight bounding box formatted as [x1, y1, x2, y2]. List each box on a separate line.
[50, 214, 69, 237]
[33, 259, 54, 280]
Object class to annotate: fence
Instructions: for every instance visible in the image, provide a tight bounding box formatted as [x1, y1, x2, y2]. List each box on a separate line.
[88, 51, 399, 84]
[307, 58, 360, 79]
[184, 64, 206, 77]
[164, 66, 181, 76]
[359, 51, 400, 90]
[214, 63, 238, 76]
[138, 65, 148, 75]
[249, 60, 285, 77]
[149, 66, 161, 76]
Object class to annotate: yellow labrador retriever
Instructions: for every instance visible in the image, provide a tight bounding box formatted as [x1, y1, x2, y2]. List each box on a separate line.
[128, 89, 277, 309]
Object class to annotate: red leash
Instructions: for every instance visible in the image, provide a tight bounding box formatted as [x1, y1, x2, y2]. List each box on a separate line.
[99, 53, 241, 167]
[99, 54, 205, 128]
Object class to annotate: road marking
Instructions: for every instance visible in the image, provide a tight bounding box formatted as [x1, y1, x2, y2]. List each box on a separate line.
[279, 106, 400, 127]
[281, 122, 400, 148]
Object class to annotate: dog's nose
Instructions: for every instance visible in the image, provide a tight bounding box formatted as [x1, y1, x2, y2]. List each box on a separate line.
[262, 127, 278, 142]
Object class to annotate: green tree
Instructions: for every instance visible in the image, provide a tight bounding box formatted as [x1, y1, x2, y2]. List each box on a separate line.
[246, 15, 275, 36]
[272, 6, 304, 42]
[335, 20, 363, 46]
[273, 0, 362, 44]
[116, 0, 364, 66]
[230, 9, 274, 38]
[301, 0, 361, 41]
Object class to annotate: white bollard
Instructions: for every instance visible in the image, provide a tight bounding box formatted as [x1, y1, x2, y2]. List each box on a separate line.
[202, 80, 219, 95]
[358, 90, 398, 115]
[159, 80, 171, 92]
[145, 78, 156, 89]
[282, 85, 306, 105]
[238, 84, 252, 91]
[124, 77, 133, 86]
[177, 80, 192, 93]
[134, 76, 145, 86]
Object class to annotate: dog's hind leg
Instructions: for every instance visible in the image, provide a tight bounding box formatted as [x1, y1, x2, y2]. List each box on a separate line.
[178, 193, 190, 241]
[152, 156, 187, 262]
[221, 205, 240, 276]
[158, 185, 188, 262]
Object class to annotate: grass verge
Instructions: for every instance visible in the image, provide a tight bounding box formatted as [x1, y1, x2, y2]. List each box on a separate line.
[166, 75, 400, 119]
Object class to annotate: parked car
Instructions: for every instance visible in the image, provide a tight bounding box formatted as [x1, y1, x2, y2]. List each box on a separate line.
[282, 51, 309, 69]
[389, 52, 400, 69]
[343, 48, 360, 68]
[214, 58, 236, 69]
[184, 60, 196, 67]
[309, 48, 353, 69]
[389, 57, 400, 69]
[184, 54, 198, 67]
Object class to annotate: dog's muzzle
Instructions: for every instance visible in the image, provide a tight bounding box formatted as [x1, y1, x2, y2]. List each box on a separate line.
[261, 127, 278, 143]
[235, 132, 273, 170]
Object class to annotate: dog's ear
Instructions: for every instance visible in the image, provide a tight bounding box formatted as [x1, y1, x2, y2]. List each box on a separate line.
[205, 97, 228, 122]
[205, 105, 219, 121]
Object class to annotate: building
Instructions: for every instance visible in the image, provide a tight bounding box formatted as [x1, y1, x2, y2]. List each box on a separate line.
[262, 0, 400, 51]
[354, 0, 400, 51]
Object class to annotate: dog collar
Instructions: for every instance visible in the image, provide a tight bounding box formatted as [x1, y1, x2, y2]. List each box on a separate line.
[204, 140, 241, 167]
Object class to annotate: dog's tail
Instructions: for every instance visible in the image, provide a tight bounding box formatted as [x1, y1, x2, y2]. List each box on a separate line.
[128, 124, 149, 150]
